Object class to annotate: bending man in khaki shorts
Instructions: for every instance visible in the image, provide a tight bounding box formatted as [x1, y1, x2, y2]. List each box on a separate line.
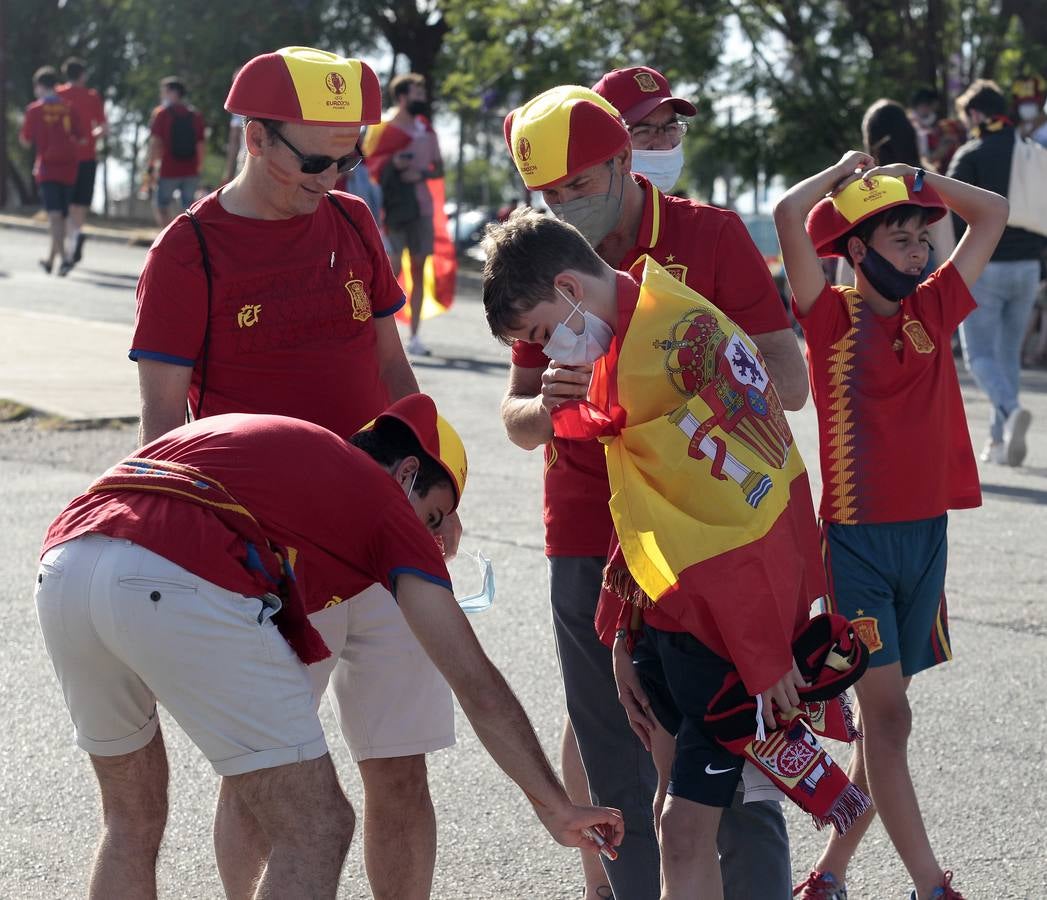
[35, 397, 624, 898]
[129, 48, 459, 898]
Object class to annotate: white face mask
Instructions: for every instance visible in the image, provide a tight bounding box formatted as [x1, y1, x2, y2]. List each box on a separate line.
[542, 286, 613, 365]
[631, 142, 685, 193]
[1018, 102, 1041, 122]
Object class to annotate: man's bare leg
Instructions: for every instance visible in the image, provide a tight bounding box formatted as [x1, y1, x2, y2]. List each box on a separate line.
[214, 778, 269, 900]
[658, 794, 723, 900]
[46, 211, 66, 270]
[229, 753, 354, 899]
[88, 726, 169, 900]
[67, 203, 88, 261]
[358, 754, 435, 900]
[409, 255, 426, 338]
[562, 719, 612, 899]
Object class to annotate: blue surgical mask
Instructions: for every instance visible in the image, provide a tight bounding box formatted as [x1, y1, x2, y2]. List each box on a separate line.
[457, 551, 495, 613]
[548, 167, 626, 247]
[858, 245, 922, 302]
[542, 286, 614, 365]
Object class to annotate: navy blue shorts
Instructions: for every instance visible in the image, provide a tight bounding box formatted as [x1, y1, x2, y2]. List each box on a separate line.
[822, 515, 951, 677]
[71, 160, 97, 207]
[632, 625, 744, 807]
[39, 181, 72, 216]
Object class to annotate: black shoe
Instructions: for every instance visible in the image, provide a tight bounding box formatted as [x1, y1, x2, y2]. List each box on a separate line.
[38, 259, 53, 275]
[72, 233, 86, 264]
[57, 259, 74, 277]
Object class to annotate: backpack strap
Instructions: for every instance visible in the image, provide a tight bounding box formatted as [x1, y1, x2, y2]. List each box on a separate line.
[184, 208, 213, 421]
[325, 191, 365, 242]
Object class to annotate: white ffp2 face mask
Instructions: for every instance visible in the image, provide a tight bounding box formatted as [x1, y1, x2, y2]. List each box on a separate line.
[541, 287, 614, 365]
[1019, 102, 1041, 122]
[631, 142, 685, 193]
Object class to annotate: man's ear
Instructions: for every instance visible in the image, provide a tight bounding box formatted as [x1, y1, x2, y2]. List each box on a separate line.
[847, 235, 867, 265]
[615, 143, 632, 176]
[244, 120, 269, 158]
[393, 455, 420, 489]
[553, 271, 584, 304]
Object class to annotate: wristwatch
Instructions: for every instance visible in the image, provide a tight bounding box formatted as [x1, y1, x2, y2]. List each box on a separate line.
[913, 167, 926, 192]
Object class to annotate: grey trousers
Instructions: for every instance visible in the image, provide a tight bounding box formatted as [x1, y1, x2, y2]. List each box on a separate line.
[549, 556, 792, 900]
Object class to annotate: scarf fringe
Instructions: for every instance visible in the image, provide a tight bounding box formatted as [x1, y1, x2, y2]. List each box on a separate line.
[603, 565, 656, 609]
[811, 782, 873, 835]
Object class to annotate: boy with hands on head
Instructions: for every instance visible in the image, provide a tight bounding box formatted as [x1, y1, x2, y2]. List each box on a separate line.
[774, 153, 1008, 900]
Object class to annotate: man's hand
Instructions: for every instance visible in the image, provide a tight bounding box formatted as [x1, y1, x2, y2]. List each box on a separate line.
[435, 509, 462, 561]
[533, 801, 625, 854]
[612, 634, 657, 751]
[539, 363, 592, 414]
[758, 660, 807, 730]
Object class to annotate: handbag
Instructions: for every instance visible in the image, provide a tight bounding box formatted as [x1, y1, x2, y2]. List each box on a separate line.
[1007, 134, 1047, 237]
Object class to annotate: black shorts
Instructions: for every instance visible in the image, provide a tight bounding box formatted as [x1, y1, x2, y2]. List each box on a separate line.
[633, 625, 745, 807]
[39, 181, 72, 216]
[71, 160, 97, 207]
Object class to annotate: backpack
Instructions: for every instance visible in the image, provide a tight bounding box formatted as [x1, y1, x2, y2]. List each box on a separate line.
[1007, 134, 1047, 237]
[170, 108, 198, 160]
[380, 160, 420, 228]
[39, 102, 78, 166]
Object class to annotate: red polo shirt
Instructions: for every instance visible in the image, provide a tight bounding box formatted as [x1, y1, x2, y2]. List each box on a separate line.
[149, 102, 205, 178]
[56, 83, 106, 162]
[513, 176, 790, 557]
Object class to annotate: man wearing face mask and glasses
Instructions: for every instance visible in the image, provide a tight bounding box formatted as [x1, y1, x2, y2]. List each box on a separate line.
[499, 84, 808, 900]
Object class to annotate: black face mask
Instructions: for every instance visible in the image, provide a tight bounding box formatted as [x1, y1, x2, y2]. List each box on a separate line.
[858, 244, 922, 302]
[407, 100, 428, 117]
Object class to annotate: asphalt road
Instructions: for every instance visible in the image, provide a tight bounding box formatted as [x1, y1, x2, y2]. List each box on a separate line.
[1, 226, 1045, 898]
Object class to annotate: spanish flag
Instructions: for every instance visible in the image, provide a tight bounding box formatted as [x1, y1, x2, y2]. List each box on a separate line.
[363, 115, 456, 322]
[553, 259, 825, 694]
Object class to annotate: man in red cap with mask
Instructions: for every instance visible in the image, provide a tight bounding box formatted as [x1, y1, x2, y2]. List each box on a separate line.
[35, 395, 625, 898]
[592, 65, 695, 195]
[128, 47, 460, 899]
[499, 84, 808, 899]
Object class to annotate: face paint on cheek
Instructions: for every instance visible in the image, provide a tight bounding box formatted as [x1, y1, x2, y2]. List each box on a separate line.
[265, 158, 295, 186]
[329, 135, 358, 149]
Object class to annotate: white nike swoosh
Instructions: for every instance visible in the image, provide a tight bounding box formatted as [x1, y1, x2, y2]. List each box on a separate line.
[704, 764, 738, 775]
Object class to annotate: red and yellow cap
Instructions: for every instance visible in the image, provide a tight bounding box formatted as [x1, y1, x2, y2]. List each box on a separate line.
[225, 47, 381, 127]
[360, 394, 468, 510]
[504, 85, 629, 190]
[806, 173, 947, 258]
[592, 66, 696, 126]
[1012, 74, 1047, 104]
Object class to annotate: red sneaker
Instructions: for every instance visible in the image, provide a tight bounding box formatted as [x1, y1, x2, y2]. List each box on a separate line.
[794, 870, 847, 900]
[909, 871, 965, 899]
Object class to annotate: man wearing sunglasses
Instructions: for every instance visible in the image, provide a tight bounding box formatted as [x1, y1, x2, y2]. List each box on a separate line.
[500, 81, 810, 900]
[129, 47, 461, 900]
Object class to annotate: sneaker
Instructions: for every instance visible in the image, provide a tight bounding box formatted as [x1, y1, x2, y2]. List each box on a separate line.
[909, 870, 964, 899]
[406, 334, 431, 356]
[1002, 407, 1031, 466]
[72, 232, 86, 264]
[979, 439, 1006, 465]
[38, 259, 53, 275]
[794, 870, 847, 900]
[57, 258, 74, 277]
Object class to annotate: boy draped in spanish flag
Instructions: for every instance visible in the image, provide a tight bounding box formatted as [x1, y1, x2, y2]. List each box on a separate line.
[775, 154, 1008, 900]
[482, 208, 872, 900]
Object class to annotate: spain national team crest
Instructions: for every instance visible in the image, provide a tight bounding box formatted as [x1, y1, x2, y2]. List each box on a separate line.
[851, 616, 883, 653]
[634, 71, 660, 93]
[663, 264, 688, 282]
[345, 278, 372, 321]
[902, 318, 935, 354]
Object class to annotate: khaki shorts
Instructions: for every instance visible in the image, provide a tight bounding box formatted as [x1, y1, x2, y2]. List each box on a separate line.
[307, 583, 455, 762]
[35, 535, 327, 776]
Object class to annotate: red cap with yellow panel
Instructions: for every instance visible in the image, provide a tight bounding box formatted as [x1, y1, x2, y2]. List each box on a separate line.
[225, 47, 382, 127]
[806, 173, 947, 258]
[359, 394, 468, 511]
[504, 85, 629, 190]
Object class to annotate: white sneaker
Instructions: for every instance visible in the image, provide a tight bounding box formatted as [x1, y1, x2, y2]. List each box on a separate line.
[406, 334, 431, 356]
[1003, 407, 1031, 466]
[980, 440, 1007, 465]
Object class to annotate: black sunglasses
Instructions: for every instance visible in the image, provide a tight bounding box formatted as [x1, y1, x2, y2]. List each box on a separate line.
[263, 123, 364, 175]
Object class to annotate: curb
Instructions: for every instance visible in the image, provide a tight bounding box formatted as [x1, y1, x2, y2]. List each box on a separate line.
[0, 213, 157, 247]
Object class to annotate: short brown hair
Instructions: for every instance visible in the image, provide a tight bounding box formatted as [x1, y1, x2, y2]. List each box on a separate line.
[33, 66, 59, 89]
[160, 76, 186, 98]
[481, 207, 605, 344]
[390, 72, 425, 101]
[955, 79, 1007, 120]
[62, 57, 86, 81]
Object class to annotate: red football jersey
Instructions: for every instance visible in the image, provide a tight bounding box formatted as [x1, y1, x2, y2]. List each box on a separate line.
[56, 83, 106, 162]
[20, 97, 84, 185]
[149, 102, 206, 177]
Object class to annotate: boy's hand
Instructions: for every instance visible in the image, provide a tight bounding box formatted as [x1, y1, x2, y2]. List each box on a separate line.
[830, 150, 876, 194]
[859, 162, 918, 183]
[539, 363, 592, 413]
[758, 660, 807, 730]
[612, 635, 657, 751]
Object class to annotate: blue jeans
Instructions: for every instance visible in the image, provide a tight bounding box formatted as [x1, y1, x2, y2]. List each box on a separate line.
[959, 260, 1040, 441]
